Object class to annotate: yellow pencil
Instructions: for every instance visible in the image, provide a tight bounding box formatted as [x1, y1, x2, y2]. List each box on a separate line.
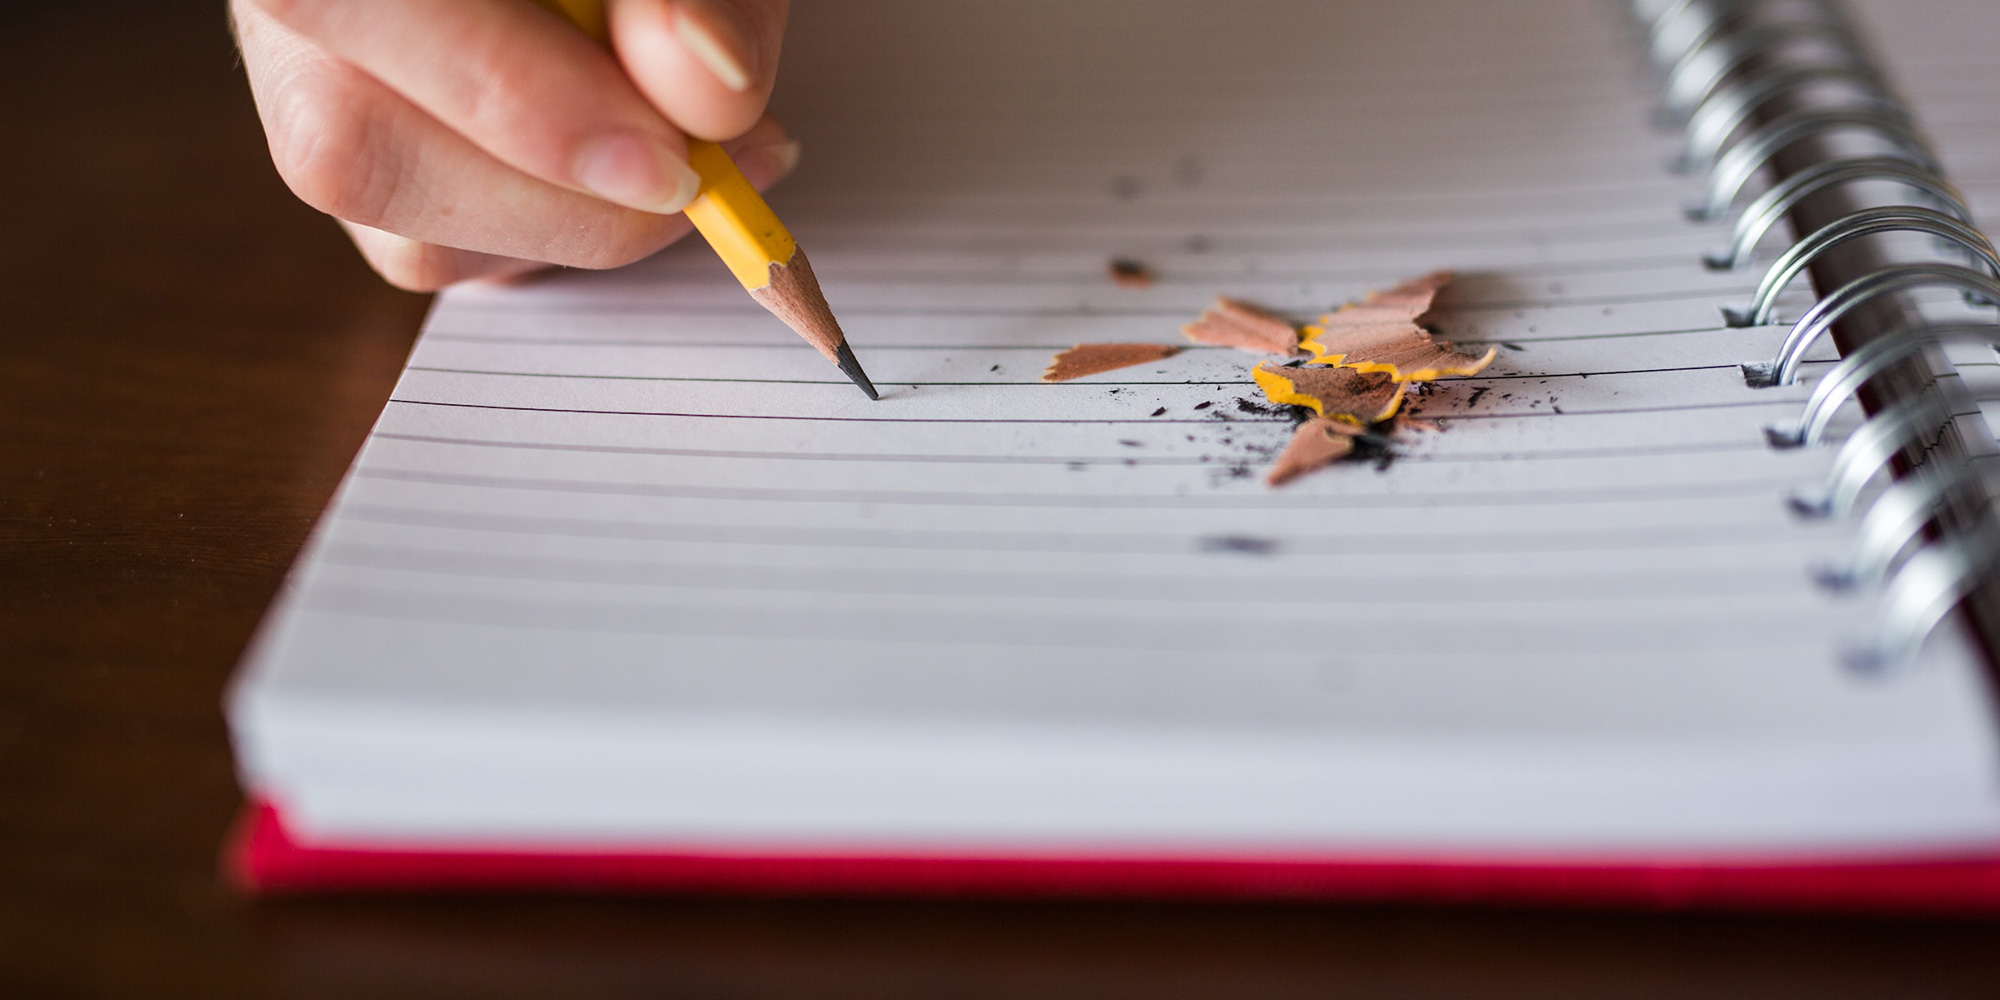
[535, 0, 877, 399]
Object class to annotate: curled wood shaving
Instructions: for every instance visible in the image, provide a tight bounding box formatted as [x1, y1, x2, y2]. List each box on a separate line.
[1041, 343, 1180, 382]
[1266, 419, 1364, 486]
[1181, 298, 1301, 355]
[1252, 363, 1406, 424]
[1298, 270, 1496, 382]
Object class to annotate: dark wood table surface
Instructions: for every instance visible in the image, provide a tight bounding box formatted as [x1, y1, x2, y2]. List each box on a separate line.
[7, 3, 2000, 997]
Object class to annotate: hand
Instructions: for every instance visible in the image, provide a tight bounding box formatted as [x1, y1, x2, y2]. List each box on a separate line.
[232, 0, 797, 290]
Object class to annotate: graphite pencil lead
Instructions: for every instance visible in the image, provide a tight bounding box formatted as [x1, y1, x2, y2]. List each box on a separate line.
[834, 341, 880, 400]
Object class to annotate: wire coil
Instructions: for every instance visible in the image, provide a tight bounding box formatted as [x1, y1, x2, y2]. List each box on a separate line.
[1637, 0, 2000, 667]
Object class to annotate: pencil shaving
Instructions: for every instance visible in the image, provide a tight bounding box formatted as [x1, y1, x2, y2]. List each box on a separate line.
[1266, 419, 1363, 486]
[1041, 343, 1180, 382]
[1251, 363, 1406, 423]
[1181, 298, 1301, 354]
[1299, 270, 1495, 381]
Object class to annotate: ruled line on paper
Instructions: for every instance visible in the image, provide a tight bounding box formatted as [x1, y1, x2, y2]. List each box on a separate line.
[332, 502, 1803, 555]
[365, 431, 1775, 466]
[497, 252, 1707, 285]
[427, 287, 1755, 319]
[431, 267, 1746, 300]
[311, 543, 1815, 603]
[417, 324, 1744, 349]
[290, 585, 1847, 659]
[431, 232, 1714, 292]
[347, 467, 1806, 510]
[789, 178, 1690, 208]
[539, 252, 1722, 282]
[398, 362, 1747, 387]
[378, 395, 1804, 424]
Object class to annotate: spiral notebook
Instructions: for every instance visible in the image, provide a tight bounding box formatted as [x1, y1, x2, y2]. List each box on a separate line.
[225, 0, 2000, 910]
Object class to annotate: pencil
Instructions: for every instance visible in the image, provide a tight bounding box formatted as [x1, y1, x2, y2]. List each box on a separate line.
[535, 0, 878, 399]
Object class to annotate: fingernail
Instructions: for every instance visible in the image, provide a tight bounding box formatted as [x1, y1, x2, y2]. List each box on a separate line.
[673, 0, 756, 92]
[573, 131, 703, 213]
[734, 139, 801, 184]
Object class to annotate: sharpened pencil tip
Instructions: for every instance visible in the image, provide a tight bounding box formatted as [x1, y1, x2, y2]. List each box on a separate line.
[834, 342, 880, 400]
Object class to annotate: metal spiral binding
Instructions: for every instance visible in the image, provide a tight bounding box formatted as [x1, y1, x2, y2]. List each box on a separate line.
[1636, 0, 2000, 667]
[1744, 262, 2000, 387]
[1675, 64, 1886, 173]
[1818, 459, 1996, 592]
[1703, 160, 1974, 273]
[1686, 106, 1936, 221]
[1724, 206, 1999, 327]
[1764, 322, 2000, 449]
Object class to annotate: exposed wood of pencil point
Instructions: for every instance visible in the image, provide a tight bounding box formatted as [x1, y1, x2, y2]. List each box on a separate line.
[748, 249, 878, 400]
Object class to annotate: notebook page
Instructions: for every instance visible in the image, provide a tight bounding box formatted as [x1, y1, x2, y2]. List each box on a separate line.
[1853, 0, 2000, 402]
[232, 0, 2000, 856]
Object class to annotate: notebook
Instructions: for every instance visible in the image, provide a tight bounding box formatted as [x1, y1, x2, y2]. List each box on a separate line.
[224, 0, 2000, 911]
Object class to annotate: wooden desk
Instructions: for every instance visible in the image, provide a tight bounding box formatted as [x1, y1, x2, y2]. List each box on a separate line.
[4, 4, 1999, 996]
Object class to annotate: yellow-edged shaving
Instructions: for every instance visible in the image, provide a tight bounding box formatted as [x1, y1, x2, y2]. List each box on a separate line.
[1383, 344, 1499, 382]
[1298, 327, 1499, 382]
[1297, 267, 1495, 382]
[1251, 365, 1406, 423]
[1251, 365, 1322, 413]
[1296, 323, 1333, 363]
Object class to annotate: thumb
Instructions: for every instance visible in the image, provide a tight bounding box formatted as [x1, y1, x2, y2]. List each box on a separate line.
[608, 0, 789, 142]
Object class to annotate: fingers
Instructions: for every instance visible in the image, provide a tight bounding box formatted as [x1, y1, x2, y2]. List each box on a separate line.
[247, 0, 703, 213]
[609, 0, 790, 141]
[238, 1, 690, 268]
[233, 0, 799, 291]
[335, 121, 801, 292]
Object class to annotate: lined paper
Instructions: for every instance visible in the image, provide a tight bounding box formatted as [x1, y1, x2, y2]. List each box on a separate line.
[231, 0, 2000, 856]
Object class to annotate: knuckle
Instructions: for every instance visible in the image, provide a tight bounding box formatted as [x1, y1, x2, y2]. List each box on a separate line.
[439, 21, 538, 141]
[264, 67, 395, 226]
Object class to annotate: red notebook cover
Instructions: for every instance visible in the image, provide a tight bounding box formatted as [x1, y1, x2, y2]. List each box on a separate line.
[226, 801, 2000, 914]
